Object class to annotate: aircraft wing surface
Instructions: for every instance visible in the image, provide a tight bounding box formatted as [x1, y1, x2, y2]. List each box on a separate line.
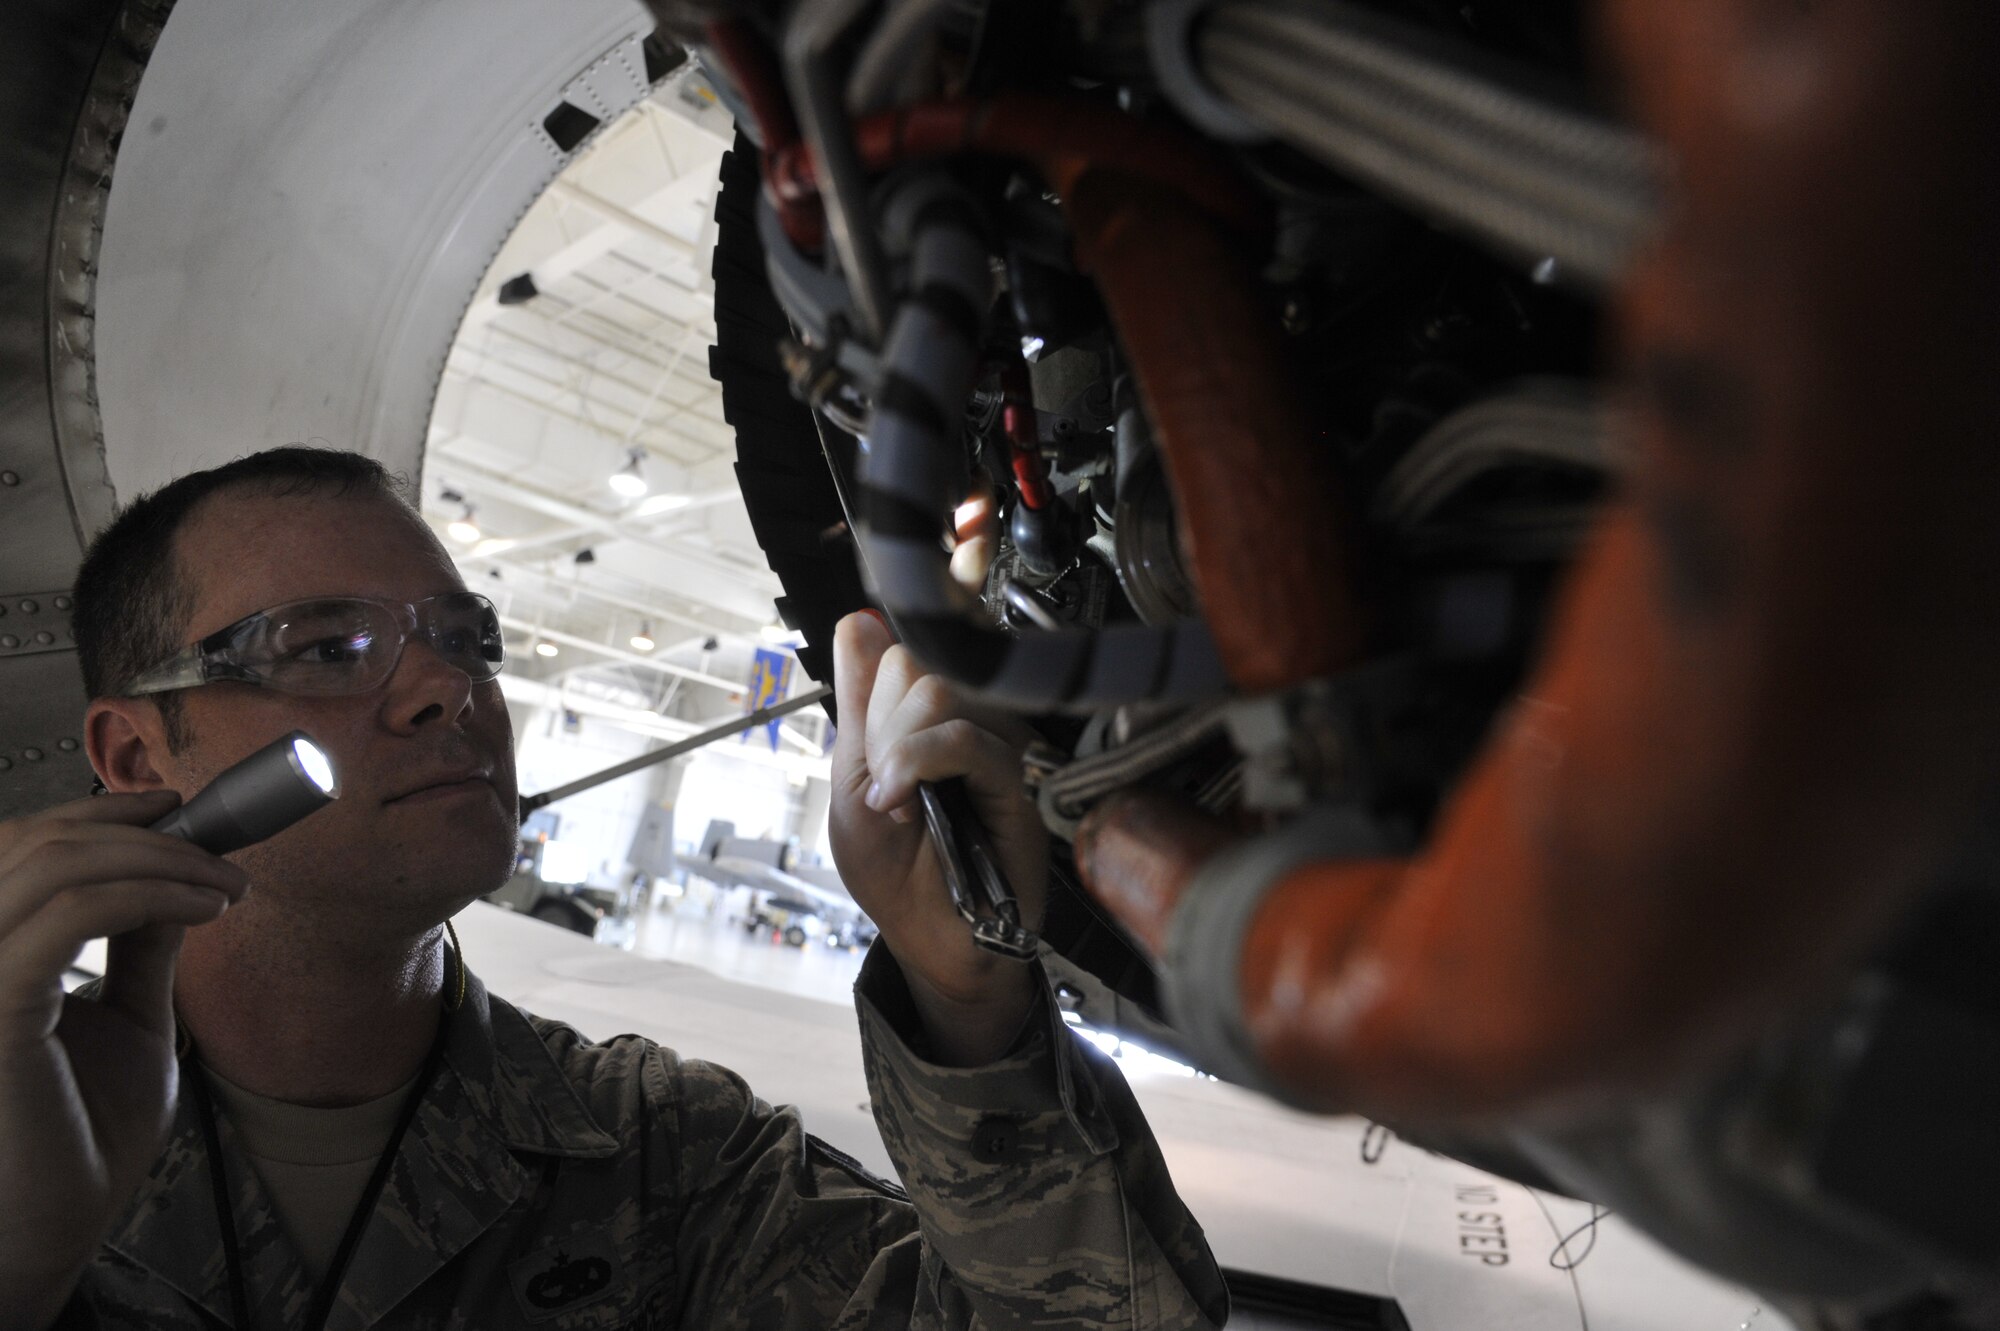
[452, 902, 1780, 1331]
[703, 856, 862, 918]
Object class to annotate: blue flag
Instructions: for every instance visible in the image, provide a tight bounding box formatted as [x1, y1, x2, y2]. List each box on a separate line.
[743, 648, 794, 752]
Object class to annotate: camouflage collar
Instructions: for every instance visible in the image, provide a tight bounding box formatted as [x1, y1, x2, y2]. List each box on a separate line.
[102, 968, 618, 1329]
[441, 969, 621, 1161]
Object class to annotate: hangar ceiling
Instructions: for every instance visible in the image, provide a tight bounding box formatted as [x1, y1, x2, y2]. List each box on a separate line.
[418, 67, 830, 776]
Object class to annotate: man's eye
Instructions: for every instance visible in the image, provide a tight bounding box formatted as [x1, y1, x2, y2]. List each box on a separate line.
[296, 634, 371, 665]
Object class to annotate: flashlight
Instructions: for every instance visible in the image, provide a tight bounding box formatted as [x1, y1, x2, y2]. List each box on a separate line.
[148, 731, 340, 855]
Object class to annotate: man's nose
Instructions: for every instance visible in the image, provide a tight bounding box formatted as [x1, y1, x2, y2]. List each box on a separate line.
[382, 637, 475, 732]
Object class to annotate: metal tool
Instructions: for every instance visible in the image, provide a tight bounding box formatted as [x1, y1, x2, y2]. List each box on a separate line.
[798, 353, 1037, 962]
[917, 778, 1039, 961]
[519, 686, 832, 814]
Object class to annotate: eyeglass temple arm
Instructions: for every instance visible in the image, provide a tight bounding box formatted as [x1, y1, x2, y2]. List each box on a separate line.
[119, 650, 209, 697]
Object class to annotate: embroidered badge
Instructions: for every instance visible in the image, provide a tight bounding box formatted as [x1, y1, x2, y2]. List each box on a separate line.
[509, 1233, 624, 1323]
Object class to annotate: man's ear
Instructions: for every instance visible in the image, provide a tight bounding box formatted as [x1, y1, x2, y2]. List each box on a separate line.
[86, 699, 178, 794]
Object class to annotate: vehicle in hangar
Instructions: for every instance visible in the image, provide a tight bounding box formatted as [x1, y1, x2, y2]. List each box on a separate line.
[6, 0, 1995, 1326]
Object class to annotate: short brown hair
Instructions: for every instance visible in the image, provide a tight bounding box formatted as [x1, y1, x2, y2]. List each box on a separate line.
[72, 446, 413, 746]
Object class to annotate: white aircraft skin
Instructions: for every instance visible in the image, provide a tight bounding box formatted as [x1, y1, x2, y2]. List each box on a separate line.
[689, 819, 868, 920]
[448, 904, 1776, 1331]
[29, 0, 1787, 1324]
[703, 855, 863, 919]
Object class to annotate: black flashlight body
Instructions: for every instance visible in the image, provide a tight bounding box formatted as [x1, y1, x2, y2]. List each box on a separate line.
[148, 731, 340, 855]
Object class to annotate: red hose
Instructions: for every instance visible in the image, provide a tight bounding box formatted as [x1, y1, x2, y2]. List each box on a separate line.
[703, 20, 823, 250]
[1001, 360, 1053, 511]
[1079, 0, 2000, 1118]
[768, 94, 1271, 243]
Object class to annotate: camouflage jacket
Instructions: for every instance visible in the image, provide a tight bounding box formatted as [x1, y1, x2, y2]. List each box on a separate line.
[60, 946, 1227, 1329]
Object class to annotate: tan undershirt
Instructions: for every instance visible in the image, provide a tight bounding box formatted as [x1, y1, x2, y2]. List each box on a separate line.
[201, 1065, 418, 1287]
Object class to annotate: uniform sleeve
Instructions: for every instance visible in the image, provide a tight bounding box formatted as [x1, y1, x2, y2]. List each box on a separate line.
[853, 943, 1227, 1329]
[666, 944, 1227, 1330]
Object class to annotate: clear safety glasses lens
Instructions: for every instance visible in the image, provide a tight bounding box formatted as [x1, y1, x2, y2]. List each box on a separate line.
[241, 594, 503, 695]
[422, 592, 506, 681]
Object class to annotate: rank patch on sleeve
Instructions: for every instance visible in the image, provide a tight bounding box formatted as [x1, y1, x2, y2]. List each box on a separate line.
[509, 1233, 626, 1323]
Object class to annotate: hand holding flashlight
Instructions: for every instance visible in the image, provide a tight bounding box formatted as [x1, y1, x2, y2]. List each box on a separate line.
[0, 743, 329, 1320]
[148, 731, 340, 854]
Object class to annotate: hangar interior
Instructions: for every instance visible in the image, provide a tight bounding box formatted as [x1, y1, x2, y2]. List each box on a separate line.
[5, 0, 1995, 1328]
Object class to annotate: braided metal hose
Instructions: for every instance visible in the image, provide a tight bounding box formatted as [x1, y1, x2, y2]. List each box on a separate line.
[1195, 0, 1658, 288]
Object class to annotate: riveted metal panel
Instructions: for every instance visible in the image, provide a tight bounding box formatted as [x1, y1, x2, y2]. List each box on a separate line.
[0, 0, 126, 590]
[0, 0, 133, 818]
[0, 591, 78, 659]
[0, 650, 93, 820]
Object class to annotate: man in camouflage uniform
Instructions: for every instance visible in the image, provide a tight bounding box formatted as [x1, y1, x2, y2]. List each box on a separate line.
[0, 449, 1227, 1329]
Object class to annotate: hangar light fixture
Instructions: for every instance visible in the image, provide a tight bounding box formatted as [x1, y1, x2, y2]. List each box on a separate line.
[608, 447, 649, 498]
[630, 622, 656, 652]
[440, 487, 481, 544]
[534, 640, 560, 658]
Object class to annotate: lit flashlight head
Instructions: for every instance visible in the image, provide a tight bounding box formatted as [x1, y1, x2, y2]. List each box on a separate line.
[148, 730, 340, 855]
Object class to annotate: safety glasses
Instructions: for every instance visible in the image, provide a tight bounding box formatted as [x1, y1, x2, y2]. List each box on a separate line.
[120, 592, 505, 697]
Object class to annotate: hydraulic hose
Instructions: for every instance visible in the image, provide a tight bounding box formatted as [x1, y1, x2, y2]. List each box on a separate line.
[1192, 0, 1657, 289]
[1371, 382, 1611, 531]
[851, 166, 1366, 706]
[807, 97, 1366, 708]
[853, 177, 1229, 710]
[1079, 0, 2000, 1118]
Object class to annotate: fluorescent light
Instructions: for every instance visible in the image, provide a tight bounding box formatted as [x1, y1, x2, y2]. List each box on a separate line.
[608, 448, 648, 498]
[534, 640, 559, 658]
[442, 491, 480, 543]
[633, 492, 691, 516]
[471, 537, 516, 557]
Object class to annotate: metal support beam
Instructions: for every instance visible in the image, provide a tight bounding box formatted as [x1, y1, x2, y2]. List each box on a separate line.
[466, 550, 759, 641]
[499, 613, 744, 691]
[436, 450, 777, 605]
[442, 367, 717, 466]
[548, 178, 698, 261]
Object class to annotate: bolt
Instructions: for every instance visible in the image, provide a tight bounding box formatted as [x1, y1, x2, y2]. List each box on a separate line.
[23, 748, 43, 761]
[0, 757, 10, 771]
[34, 631, 53, 645]
[53, 596, 71, 610]
[18, 600, 37, 614]
[57, 738, 78, 753]
[0, 636, 17, 650]
[0, 471, 17, 486]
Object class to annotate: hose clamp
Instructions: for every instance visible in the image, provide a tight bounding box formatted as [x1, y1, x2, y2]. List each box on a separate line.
[1162, 806, 1401, 1100]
